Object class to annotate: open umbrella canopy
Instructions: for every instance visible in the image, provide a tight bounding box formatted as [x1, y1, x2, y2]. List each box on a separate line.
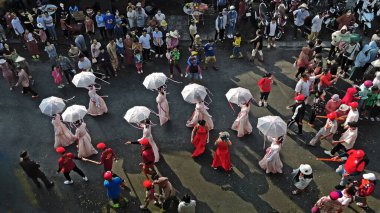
[225, 87, 253, 105]
[181, 83, 207, 104]
[257, 116, 287, 138]
[62, 105, 87, 122]
[124, 106, 151, 124]
[143, 72, 167, 90]
[72, 72, 96, 88]
[39, 96, 66, 116]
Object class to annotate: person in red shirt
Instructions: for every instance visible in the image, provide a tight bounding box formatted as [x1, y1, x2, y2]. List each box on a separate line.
[355, 173, 376, 208]
[96, 142, 117, 172]
[318, 69, 338, 93]
[257, 73, 274, 107]
[56, 146, 88, 185]
[341, 87, 360, 105]
[125, 138, 157, 178]
[333, 149, 368, 189]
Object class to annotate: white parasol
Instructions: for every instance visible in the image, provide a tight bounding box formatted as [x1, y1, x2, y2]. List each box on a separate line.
[62, 105, 87, 122]
[72, 72, 96, 88]
[225, 87, 253, 105]
[181, 83, 208, 104]
[124, 106, 151, 124]
[39, 96, 66, 116]
[257, 116, 287, 149]
[143, 72, 167, 90]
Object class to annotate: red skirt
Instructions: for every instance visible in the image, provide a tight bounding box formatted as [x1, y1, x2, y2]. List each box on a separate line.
[26, 40, 39, 55]
[192, 126, 208, 157]
[211, 142, 231, 171]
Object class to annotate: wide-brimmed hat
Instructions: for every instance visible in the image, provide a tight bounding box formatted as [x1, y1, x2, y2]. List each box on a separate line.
[161, 19, 167, 27]
[298, 3, 308, 9]
[170, 30, 179, 38]
[338, 104, 349, 111]
[331, 94, 340, 102]
[299, 164, 312, 175]
[372, 59, 380, 67]
[15, 56, 26, 62]
[0, 59, 6, 64]
[37, 23, 44, 29]
[363, 173, 376, 181]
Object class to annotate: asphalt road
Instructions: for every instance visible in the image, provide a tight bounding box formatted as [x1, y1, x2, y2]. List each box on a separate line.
[1, 39, 379, 213]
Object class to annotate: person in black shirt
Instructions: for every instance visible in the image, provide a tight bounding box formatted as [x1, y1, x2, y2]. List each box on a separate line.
[98, 47, 114, 78]
[250, 29, 264, 62]
[19, 151, 54, 188]
[287, 94, 306, 135]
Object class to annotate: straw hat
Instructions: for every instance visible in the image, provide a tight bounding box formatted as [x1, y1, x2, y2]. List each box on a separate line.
[170, 30, 179, 38]
[15, 56, 26, 62]
[298, 3, 308, 9]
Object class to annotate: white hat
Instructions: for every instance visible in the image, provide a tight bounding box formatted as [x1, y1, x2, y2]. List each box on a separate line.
[363, 173, 376, 181]
[341, 25, 348, 30]
[372, 59, 380, 67]
[15, 56, 26, 62]
[195, 34, 200, 39]
[59, 3, 64, 8]
[299, 164, 312, 175]
[229, 6, 235, 10]
[37, 23, 44, 29]
[170, 30, 179, 38]
[136, 2, 142, 7]
[0, 59, 6, 64]
[298, 3, 308, 9]
[339, 104, 349, 111]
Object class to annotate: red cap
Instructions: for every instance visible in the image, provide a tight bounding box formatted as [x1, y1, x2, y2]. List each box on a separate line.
[139, 138, 150, 146]
[294, 94, 305, 101]
[103, 171, 113, 180]
[349, 102, 359, 108]
[143, 180, 152, 188]
[96, 142, 106, 149]
[56, 147, 66, 154]
[329, 191, 341, 200]
[326, 112, 337, 120]
[352, 150, 365, 158]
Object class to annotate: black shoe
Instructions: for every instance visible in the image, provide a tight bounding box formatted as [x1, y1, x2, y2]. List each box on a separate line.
[46, 182, 54, 188]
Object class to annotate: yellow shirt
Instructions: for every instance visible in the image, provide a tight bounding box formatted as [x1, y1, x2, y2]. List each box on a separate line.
[233, 36, 241, 47]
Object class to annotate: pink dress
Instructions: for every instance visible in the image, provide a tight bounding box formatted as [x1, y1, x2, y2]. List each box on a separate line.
[87, 88, 108, 116]
[258, 140, 283, 174]
[156, 91, 170, 126]
[75, 122, 98, 158]
[140, 125, 159, 162]
[231, 104, 253, 137]
[52, 115, 75, 148]
[0, 62, 14, 87]
[186, 102, 214, 130]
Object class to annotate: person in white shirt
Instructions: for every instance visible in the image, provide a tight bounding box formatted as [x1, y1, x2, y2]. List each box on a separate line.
[325, 121, 358, 156]
[178, 194, 196, 213]
[155, 10, 166, 27]
[189, 21, 197, 44]
[295, 74, 315, 99]
[344, 102, 359, 127]
[152, 28, 164, 58]
[309, 112, 338, 146]
[215, 12, 227, 42]
[266, 17, 278, 48]
[308, 12, 323, 42]
[139, 30, 151, 61]
[78, 55, 92, 72]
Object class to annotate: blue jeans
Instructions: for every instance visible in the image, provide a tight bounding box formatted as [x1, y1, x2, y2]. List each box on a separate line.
[189, 73, 199, 79]
[232, 46, 241, 56]
[226, 23, 235, 36]
[46, 26, 57, 40]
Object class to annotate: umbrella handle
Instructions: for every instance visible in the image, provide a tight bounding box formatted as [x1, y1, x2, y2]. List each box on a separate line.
[228, 101, 236, 114]
[167, 78, 182, 84]
[263, 134, 266, 150]
[64, 96, 75, 102]
[95, 77, 111, 85]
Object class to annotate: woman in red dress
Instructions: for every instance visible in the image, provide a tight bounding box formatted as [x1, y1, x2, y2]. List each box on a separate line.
[191, 120, 209, 158]
[123, 34, 134, 65]
[212, 131, 232, 172]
